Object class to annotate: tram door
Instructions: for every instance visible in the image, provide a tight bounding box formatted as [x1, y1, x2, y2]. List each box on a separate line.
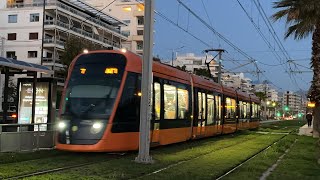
[195, 91, 206, 137]
[151, 82, 161, 145]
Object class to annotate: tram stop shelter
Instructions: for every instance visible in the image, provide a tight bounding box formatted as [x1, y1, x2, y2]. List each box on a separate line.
[0, 56, 57, 152]
[0, 56, 54, 124]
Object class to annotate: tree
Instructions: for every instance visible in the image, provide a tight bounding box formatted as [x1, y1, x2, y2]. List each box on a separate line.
[194, 68, 211, 78]
[254, 92, 267, 101]
[272, 0, 320, 137]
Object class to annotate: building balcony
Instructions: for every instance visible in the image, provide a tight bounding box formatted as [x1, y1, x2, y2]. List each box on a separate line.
[43, 38, 65, 49]
[44, 20, 121, 48]
[7, 1, 128, 38]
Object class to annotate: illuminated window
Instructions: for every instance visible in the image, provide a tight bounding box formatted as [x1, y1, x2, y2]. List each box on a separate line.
[226, 97, 236, 119]
[154, 83, 161, 120]
[164, 84, 176, 119]
[198, 92, 202, 119]
[177, 88, 188, 119]
[207, 95, 214, 125]
[215, 95, 221, 120]
[122, 6, 132, 12]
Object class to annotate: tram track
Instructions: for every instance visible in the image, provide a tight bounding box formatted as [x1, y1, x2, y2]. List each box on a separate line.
[4, 153, 127, 180]
[132, 134, 264, 180]
[215, 131, 295, 180]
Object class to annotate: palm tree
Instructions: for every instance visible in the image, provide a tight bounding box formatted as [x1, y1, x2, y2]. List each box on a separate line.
[272, 0, 320, 137]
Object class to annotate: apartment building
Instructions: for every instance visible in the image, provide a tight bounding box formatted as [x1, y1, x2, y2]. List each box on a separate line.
[282, 91, 303, 114]
[169, 53, 220, 78]
[82, 0, 145, 55]
[254, 83, 279, 102]
[0, 0, 128, 85]
[222, 73, 253, 93]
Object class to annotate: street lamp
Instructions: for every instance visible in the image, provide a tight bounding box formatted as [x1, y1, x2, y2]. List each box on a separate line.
[171, 46, 184, 66]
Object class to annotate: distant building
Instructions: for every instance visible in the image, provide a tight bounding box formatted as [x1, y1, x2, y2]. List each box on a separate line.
[0, 0, 127, 86]
[222, 73, 253, 93]
[281, 91, 304, 115]
[254, 83, 279, 102]
[82, 0, 145, 55]
[168, 53, 219, 78]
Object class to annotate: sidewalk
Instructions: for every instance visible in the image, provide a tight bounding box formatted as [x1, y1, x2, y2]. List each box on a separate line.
[298, 124, 313, 136]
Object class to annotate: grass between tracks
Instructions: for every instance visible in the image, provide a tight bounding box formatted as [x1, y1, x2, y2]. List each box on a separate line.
[258, 120, 303, 133]
[27, 134, 283, 180]
[0, 120, 306, 179]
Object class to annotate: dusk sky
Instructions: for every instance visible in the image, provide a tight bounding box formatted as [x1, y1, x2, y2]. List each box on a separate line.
[153, 0, 312, 92]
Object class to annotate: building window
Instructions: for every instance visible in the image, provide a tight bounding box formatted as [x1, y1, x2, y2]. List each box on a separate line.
[29, 33, 39, 40]
[28, 51, 38, 58]
[8, 15, 17, 23]
[137, 16, 144, 25]
[122, 6, 132, 12]
[30, 13, 40, 22]
[137, 30, 143, 36]
[137, 41, 143, 50]
[7, 33, 16, 40]
[123, 20, 131, 24]
[6, 51, 16, 58]
[121, 30, 130, 36]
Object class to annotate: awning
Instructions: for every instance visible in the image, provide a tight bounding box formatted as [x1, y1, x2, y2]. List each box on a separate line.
[0, 57, 54, 75]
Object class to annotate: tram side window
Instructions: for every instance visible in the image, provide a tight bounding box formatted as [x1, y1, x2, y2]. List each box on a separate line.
[198, 92, 206, 120]
[240, 101, 249, 119]
[207, 94, 214, 125]
[154, 82, 161, 120]
[257, 105, 261, 118]
[252, 103, 257, 118]
[226, 97, 236, 119]
[215, 95, 221, 120]
[164, 84, 177, 119]
[177, 88, 188, 119]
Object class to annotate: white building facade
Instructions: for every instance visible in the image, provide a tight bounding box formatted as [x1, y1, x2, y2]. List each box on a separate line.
[1, 0, 128, 85]
[222, 73, 253, 93]
[170, 53, 219, 78]
[82, 0, 145, 55]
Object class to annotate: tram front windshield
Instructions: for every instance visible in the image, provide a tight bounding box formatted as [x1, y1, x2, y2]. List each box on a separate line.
[61, 53, 126, 119]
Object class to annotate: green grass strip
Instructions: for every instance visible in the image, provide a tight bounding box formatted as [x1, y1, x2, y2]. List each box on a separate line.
[221, 134, 297, 180]
[27, 134, 282, 180]
[268, 136, 320, 180]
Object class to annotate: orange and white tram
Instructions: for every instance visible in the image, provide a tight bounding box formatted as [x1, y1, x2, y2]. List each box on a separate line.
[56, 50, 261, 152]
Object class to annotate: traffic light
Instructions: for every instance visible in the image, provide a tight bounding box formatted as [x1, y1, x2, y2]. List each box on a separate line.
[276, 112, 281, 117]
[284, 106, 289, 111]
[298, 113, 302, 118]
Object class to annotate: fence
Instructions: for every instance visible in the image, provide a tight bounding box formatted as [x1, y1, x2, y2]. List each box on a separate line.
[0, 123, 55, 152]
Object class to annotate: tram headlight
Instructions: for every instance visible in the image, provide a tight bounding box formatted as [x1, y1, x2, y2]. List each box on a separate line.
[92, 122, 103, 129]
[58, 121, 67, 130]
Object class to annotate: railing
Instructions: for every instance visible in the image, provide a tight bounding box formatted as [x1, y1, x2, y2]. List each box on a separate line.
[0, 123, 55, 152]
[45, 20, 122, 48]
[7, 1, 128, 38]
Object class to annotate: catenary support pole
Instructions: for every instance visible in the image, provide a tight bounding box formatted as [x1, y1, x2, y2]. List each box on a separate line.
[135, 0, 154, 164]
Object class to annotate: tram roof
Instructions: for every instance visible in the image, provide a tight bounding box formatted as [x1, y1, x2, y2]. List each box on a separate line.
[0, 57, 54, 74]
